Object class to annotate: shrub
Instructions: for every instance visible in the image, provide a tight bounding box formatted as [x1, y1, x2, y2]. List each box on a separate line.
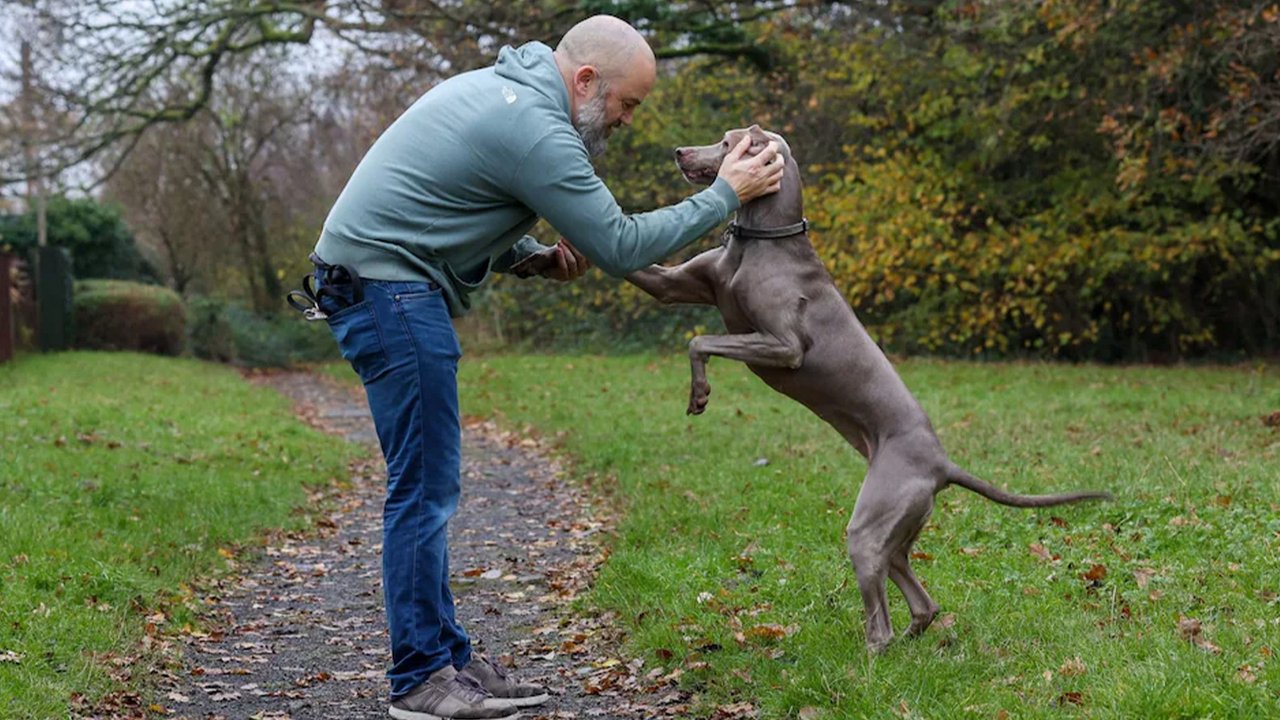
[186, 296, 340, 368]
[186, 297, 237, 363]
[73, 280, 185, 355]
[0, 196, 156, 282]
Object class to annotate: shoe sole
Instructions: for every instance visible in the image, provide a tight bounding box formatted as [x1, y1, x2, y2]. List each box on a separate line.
[483, 692, 550, 708]
[389, 707, 521, 720]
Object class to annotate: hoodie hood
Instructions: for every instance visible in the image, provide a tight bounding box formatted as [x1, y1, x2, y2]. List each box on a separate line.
[494, 41, 571, 119]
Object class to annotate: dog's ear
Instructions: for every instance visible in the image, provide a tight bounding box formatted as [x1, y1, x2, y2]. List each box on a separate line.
[744, 124, 772, 155]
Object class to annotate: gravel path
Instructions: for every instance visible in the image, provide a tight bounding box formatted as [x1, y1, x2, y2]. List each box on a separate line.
[159, 371, 690, 720]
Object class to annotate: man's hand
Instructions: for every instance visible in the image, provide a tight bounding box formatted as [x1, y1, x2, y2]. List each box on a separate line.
[541, 239, 590, 281]
[509, 239, 591, 281]
[718, 137, 784, 204]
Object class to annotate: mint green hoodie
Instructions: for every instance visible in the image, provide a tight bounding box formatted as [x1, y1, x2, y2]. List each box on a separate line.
[314, 41, 740, 317]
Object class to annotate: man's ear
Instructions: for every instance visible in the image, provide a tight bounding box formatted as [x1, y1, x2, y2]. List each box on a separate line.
[572, 65, 599, 98]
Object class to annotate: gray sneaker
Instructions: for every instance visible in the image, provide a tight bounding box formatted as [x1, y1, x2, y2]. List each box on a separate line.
[458, 655, 550, 708]
[389, 665, 519, 720]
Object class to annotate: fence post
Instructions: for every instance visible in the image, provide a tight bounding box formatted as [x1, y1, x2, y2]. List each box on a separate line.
[0, 253, 13, 363]
[36, 245, 73, 352]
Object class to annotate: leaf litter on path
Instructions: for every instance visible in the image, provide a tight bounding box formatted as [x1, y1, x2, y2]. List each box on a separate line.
[119, 371, 692, 720]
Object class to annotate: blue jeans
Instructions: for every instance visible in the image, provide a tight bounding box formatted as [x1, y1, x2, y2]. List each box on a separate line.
[317, 273, 471, 697]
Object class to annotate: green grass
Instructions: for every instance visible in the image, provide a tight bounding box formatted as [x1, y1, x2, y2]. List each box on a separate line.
[451, 355, 1280, 718]
[0, 352, 357, 718]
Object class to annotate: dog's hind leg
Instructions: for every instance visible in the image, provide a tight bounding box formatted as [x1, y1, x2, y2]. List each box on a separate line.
[889, 554, 939, 638]
[887, 496, 940, 638]
[846, 487, 894, 652]
[848, 469, 937, 651]
[847, 540, 893, 653]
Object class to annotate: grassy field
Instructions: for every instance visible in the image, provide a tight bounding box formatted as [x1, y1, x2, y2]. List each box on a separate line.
[0, 353, 356, 718]
[449, 355, 1280, 718]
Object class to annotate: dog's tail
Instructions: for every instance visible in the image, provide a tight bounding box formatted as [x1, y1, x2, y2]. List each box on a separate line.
[945, 465, 1112, 508]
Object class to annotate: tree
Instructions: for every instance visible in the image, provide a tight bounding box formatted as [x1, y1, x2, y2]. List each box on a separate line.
[106, 53, 324, 311]
[0, 0, 806, 187]
[0, 195, 154, 281]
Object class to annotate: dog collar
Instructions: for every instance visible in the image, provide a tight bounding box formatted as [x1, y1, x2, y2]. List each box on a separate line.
[729, 218, 808, 240]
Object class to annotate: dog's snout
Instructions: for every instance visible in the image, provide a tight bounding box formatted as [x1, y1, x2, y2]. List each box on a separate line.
[674, 147, 687, 160]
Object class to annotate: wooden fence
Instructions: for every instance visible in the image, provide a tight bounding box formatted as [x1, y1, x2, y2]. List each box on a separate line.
[0, 252, 14, 363]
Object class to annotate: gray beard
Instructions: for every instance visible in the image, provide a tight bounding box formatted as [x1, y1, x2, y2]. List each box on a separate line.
[574, 84, 610, 158]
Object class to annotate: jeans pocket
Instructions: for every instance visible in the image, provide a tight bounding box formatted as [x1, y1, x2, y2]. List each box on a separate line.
[397, 289, 461, 361]
[326, 301, 392, 384]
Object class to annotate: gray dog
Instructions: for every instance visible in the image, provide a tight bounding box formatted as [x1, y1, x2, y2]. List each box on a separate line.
[626, 125, 1111, 652]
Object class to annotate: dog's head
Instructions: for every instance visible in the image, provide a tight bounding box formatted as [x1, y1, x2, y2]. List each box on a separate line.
[674, 124, 792, 186]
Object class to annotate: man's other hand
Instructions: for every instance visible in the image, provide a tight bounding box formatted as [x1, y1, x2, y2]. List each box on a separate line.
[541, 239, 590, 281]
[509, 239, 590, 281]
[718, 137, 784, 204]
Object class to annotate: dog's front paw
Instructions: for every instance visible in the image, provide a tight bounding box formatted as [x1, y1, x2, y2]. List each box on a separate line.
[687, 382, 711, 415]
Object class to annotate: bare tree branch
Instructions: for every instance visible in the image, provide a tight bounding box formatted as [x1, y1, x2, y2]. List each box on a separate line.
[1, 0, 809, 187]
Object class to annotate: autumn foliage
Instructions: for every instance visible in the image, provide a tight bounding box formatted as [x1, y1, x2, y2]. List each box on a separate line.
[489, 1, 1280, 360]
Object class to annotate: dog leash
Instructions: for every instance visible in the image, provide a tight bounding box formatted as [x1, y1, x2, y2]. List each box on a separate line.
[728, 218, 808, 240]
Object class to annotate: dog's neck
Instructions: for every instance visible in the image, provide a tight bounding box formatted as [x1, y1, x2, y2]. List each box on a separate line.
[734, 154, 805, 236]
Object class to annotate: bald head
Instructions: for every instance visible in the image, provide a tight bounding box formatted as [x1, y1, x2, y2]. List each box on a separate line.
[554, 15, 657, 157]
[555, 15, 656, 82]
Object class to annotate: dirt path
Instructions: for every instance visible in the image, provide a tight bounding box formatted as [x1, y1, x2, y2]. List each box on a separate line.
[159, 371, 690, 720]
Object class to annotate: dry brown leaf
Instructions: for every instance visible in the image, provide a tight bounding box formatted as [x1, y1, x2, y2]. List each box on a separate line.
[1178, 616, 1223, 654]
[745, 623, 798, 641]
[1057, 691, 1084, 706]
[1083, 564, 1107, 582]
[1028, 542, 1053, 562]
[1133, 567, 1156, 590]
[798, 708, 821, 720]
[1059, 657, 1087, 677]
[960, 547, 983, 557]
[711, 701, 758, 719]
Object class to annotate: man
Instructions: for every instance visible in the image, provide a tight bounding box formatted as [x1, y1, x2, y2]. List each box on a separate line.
[311, 14, 783, 720]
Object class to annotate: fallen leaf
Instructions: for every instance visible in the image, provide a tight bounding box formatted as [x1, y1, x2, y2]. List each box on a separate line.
[960, 547, 983, 557]
[1083, 564, 1107, 582]
[744, 623, 798, 641]
[798, 708, 821, 720]
[711, 701, 758, 719]
[1028, 543, 1053, 562]
[937, 613, 956, 628]
[1178, 616, 1223, 654]
[1057, 691, 1084, 706]
[1059, 657, 1087, 677]
[0, 650, 22, 664]
[1133, 567, 1156, 590]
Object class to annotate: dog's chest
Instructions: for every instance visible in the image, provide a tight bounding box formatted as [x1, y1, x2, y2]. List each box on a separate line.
[713, 241, 813, 333]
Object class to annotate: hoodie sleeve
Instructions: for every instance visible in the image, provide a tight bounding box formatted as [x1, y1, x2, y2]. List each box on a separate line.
[508, 128, 740, 277]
